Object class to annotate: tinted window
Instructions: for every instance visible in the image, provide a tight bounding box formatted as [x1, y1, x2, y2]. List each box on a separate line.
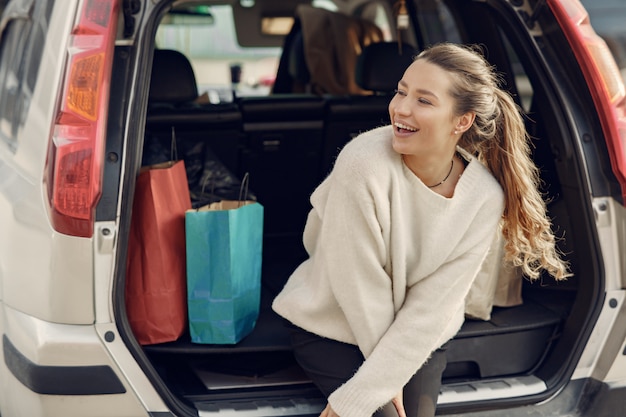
[0, 0, 52, 151]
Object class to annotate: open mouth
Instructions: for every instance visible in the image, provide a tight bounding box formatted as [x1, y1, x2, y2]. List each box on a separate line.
[394, 121, 418, 134]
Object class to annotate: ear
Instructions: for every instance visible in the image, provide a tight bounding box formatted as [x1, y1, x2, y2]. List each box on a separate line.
[455, 112, 475, 133]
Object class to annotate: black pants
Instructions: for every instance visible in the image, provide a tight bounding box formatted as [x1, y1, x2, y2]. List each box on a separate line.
[288, 324, 446, 417]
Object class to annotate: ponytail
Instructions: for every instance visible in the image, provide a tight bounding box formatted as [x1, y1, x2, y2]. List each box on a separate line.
[481, 90, 569, 280]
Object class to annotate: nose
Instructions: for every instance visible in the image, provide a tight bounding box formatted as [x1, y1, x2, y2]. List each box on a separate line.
[392, 95, 411, 116]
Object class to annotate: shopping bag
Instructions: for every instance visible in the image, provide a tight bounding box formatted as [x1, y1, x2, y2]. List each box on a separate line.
[125, 160, 191, 345]
[185, 176, 264, 344]
[465, 227, 523, 321]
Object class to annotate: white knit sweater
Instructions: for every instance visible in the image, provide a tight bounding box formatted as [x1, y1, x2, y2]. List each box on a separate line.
[272, 125, 505, 417]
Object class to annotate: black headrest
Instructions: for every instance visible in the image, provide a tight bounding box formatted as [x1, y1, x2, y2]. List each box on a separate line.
[355, 42, 417, 93]
[149, 49, 198, 103]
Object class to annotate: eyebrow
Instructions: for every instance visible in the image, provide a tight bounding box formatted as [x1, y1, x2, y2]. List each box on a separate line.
[398, 80, 439, 100]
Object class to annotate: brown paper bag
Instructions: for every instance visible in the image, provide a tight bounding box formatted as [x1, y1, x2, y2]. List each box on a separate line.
[125, 160, 191, 345]
[465, 229, 523, 321]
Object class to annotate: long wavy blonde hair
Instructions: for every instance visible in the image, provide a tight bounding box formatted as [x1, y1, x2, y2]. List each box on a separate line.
[416, 43, 570, 280]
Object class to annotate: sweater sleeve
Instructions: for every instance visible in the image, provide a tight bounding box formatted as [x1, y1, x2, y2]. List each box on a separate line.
[313, 169, 396, 358]
[327, 201, 503, 417]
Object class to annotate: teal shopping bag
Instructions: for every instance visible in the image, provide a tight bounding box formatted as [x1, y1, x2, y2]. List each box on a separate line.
[185, 199, 264, 344]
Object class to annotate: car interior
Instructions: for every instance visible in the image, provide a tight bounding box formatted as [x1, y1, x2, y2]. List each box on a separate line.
[124, 0, 600, 413]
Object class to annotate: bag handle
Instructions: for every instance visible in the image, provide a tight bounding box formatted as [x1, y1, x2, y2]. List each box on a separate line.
[238, 172, 250, 208]
[196, 172, 251, 211]
[170, 126, 179, 161]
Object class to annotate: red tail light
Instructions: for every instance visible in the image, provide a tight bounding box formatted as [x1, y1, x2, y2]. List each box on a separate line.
[548, 0, 626, 203]
[44, 0, 119, 237]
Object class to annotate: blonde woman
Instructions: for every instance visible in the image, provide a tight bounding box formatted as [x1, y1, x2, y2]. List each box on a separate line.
[273, 43, 569, 417]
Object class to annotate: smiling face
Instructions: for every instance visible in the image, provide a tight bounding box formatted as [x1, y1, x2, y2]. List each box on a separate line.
[389, 59, 470, 163]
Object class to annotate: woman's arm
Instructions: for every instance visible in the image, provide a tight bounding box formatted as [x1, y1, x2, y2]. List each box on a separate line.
[327, 204, 502, 417]
[311, 173, 396, 357]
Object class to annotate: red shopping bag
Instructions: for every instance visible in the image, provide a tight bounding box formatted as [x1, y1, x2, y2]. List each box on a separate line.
[125, 160, 191, 345]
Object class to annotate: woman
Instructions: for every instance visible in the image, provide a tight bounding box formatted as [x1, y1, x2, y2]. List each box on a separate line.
[272, 43, 569, 417]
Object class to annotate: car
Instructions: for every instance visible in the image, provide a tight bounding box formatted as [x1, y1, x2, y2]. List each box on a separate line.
[0, 0, 625, 416]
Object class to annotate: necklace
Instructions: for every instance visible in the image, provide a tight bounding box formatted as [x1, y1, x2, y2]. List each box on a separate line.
[427, 159, 454, 188]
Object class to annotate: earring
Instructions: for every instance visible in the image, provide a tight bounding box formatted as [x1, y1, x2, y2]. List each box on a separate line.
[454, 130, 458, 134]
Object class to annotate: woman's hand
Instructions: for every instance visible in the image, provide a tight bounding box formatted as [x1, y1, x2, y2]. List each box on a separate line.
[319, 393, 405, 417]
[319, 403, 340, 417]
[392, 391, 406, 417]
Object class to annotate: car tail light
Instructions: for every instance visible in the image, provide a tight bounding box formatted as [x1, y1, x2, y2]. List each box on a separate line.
[44, 0, 119, 237]
[548, 0, 626, 203]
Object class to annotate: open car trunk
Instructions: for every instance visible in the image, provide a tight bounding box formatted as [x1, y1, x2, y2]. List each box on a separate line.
[112, 0, 604, 415]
